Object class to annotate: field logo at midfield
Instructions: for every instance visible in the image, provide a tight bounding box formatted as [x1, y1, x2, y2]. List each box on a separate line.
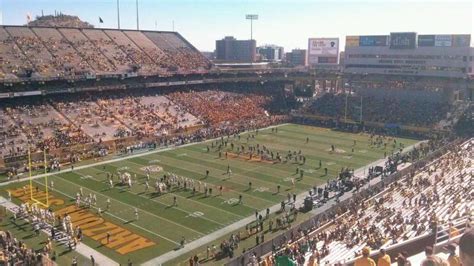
[8, 186, 155, 255]
[117, 166, 129, 171]
[326, 162, 336, 166]
[80, 175, 92, 180]
[221, 198, 239, 205]
[140, 165, 163, 173]
[148, 159, 161, 164]
[186, 211, 204, 218]
[253, 187, 269, 192]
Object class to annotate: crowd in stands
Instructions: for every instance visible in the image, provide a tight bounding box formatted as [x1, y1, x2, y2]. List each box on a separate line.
[256, 139, 472, 265]
[0, 89, 281, 164]
[0, 23, 211, 79]
[168, 90, 272, 127]
[0, 230, 50, 265]
[1, 100, 92, 154]
[10, 36, 56, 77]
[305, 93, 451, 127]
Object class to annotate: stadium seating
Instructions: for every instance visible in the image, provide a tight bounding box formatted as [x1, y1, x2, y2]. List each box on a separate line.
[0, 230, 50, 265]
[0, 26, 211, 80]
[0, 89, 283, 162]
[262, 139, 472, 265]
[305, 93, 451, 128]
[0, 27, 33, 79]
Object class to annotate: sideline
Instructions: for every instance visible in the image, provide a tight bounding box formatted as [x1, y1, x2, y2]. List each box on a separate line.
[0, 123, 289, 187]
[141, 141, 424, 265]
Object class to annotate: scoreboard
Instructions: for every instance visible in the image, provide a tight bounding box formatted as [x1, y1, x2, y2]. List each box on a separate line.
[390, 32, 417, 49]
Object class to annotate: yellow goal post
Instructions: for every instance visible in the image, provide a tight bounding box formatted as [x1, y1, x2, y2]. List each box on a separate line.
[28, 146, 49, 208]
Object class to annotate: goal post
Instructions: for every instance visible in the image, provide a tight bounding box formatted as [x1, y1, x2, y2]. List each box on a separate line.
[28, 146, 49, 208]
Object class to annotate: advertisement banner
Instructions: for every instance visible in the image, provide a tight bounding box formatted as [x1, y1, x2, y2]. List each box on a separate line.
[418, 35, 435, 47]
[359, 36, 389, 46]
[345, 36, 359, 47]
[452, 34, 471, 47]
[390, 32, 417, 49]
[434, 35, 452, 47]
[13, 91, 41, 97]
[308, 38, 339, 56]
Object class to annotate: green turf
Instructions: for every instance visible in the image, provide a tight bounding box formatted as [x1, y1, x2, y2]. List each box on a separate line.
[0, 213, 89, 265]
[0, 124, 419, 264]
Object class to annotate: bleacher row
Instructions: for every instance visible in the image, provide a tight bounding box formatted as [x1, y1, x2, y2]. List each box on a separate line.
[0, 89, 277, 161]
[264, 139, 473, 265]
[0, 26, 211, 80]
[0, 93, 201, 159]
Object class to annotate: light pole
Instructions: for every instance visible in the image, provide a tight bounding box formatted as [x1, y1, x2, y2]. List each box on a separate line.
[245, 14, 258, 40]
[117, 0, 120, 29]
[136, 0, 139, 30]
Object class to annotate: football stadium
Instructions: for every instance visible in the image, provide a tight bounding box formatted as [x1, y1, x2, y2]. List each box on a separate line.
[0, 2, 473, 266]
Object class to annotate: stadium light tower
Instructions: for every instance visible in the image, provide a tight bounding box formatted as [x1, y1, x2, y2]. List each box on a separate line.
[117, 0, 121, 29]
[245, 14, 258, 40]
[136, 0, 140, 30]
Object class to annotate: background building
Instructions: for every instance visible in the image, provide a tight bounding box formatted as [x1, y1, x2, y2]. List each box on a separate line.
[285, 49, 307, 66]
[215, 36, 256, 62]
[344, 32, 474, 78]
[257, 45, 284, 61]
[201, 51, 216, 60]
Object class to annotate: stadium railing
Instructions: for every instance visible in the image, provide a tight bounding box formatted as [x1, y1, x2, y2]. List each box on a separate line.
[226, 138, 465, 266]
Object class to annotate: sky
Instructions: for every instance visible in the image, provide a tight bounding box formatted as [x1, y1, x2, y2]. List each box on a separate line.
[0, 0, 472, 52]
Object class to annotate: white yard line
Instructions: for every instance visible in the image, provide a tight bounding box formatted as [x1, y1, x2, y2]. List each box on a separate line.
[107, 158, 276, 205]
[29, 179, 181, 246]
[0, 125, 423, 265]
[0, 123, 289, 187]
[43, 175, 205, 237]
[79, 166, 246, 221]
[75, 169, 227, 227]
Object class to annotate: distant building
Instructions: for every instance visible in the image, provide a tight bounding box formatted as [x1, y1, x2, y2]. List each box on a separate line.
[257, 45, 284, 61]
[201, 51, 215, 60]
[285, 49, 307, 66]
[344, 32, 474, 78]
[339, 51, 345, 70]
[215, 36, 256, 62]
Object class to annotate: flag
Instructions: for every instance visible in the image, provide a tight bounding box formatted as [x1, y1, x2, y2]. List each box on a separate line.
[26, 13, 32, 23]
[99, 17, 104, 23]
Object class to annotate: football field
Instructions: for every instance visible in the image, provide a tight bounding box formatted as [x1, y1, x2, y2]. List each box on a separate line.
[1, 124, 419, 264]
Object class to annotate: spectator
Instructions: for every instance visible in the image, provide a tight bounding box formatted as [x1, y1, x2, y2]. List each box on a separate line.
[459, 229, 474, 266]
[444, 244, 460, 266]
[421, 246, 448, 266]
[378, 249, 391, 266]
[354, 247, 376, 266]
